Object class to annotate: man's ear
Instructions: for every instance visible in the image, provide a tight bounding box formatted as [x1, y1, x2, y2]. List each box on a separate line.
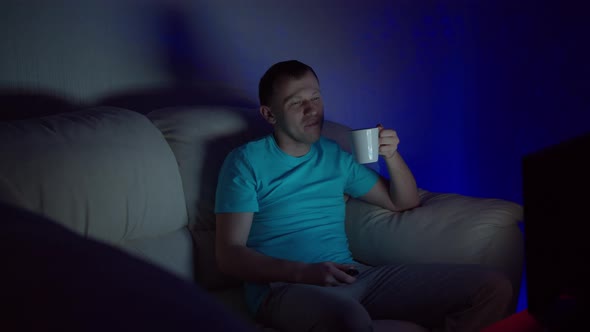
[259, 106, 277, 125]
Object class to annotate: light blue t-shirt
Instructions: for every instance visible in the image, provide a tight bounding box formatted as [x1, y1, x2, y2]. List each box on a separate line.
[214, 134, 379, 313]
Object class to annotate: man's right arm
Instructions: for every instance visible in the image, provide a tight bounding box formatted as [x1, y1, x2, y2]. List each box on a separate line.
[215, 212, 356, 286]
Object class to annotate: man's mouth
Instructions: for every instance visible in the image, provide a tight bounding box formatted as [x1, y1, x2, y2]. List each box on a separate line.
[304, 120, 320, 128]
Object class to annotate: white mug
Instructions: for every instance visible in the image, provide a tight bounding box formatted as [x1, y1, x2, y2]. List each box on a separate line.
[350, 127, 380, 164]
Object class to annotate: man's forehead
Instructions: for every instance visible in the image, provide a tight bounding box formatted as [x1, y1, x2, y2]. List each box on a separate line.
[286, 86, 320, 97]
[276, 76, 319, 97]
[276, 72, 319, 91]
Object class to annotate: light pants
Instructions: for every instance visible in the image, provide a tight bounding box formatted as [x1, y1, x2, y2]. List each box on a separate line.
[256, 263, 512, 332]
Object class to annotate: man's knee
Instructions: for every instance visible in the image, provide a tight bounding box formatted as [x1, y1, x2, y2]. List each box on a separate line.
[477, 271, 513, 312]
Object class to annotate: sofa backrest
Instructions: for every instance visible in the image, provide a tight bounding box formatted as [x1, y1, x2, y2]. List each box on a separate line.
[0, 107, 194, 280]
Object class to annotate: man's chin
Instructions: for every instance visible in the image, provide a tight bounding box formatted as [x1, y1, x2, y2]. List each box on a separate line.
[301, 122, 323, 143]
[303, 132, 321, 144]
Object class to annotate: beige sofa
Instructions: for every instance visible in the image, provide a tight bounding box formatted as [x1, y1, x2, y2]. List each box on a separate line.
[0, 106, 523, 329]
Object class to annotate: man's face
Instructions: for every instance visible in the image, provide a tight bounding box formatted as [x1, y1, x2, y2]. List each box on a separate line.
[270, 71, 324, 145]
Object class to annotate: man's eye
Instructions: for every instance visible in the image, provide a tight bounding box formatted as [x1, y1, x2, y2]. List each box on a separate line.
[290, 101, 302, 107]
[311, 96, 320, 101]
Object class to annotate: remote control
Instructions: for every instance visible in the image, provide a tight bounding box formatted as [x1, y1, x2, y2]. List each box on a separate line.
[346, 268, 359, 276]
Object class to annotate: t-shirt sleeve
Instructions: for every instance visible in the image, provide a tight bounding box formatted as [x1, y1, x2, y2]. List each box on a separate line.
[342, 150, 380, 198]
[215, 148, 259, 213]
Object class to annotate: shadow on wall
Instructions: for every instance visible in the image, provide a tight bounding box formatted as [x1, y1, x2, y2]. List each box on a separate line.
[0, 89, 80, 122]
[0, 85, 258, 121]
[96, 86, 258, 116]
[152, 2, 216, 88]
[93, 1, 260, 114]
[96, 2, 259, 114]
[0, 1, 258, 120]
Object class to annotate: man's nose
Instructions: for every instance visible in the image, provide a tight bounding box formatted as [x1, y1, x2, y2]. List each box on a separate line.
[302, 100, 317, 115]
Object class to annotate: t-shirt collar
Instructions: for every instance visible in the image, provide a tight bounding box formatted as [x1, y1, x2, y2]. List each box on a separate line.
[268, 134, 317, 166]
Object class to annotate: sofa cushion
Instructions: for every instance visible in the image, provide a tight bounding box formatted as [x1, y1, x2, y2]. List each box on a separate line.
[0, 107, 191, 278]
[148, 106, 260, 289]
[123, 227, 194, 281]
[147, 106, 256, 230]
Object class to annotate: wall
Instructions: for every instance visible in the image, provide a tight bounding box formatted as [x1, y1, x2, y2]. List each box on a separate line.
[1, 0, 589, 204]
[195, 1, 590, 203]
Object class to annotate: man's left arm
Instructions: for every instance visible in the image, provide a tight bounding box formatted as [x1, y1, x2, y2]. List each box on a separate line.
[359, 124, 420, 212]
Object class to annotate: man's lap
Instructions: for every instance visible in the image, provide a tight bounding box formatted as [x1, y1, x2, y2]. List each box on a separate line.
[256, 263, 511, 331]
[358, 264, 508, 324]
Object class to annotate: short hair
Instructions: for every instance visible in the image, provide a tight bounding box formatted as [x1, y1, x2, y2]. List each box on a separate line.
[258, 60, 319, 107]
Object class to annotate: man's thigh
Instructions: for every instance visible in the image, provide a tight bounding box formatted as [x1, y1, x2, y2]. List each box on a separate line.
[256, 282, 372, 332]
[359, 264, 511, 329]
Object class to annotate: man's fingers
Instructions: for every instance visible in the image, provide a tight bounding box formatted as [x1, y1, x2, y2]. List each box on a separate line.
[333, 263, 353, 271]
[330, 264, 357, 284]
[379, 129, 397, 138]
[379, 139, 399, 148]
[324, 274, 342, 286]
[379, 145, 395, 153]
[333, 269, 356, 284]
[379, 136, 399, 145]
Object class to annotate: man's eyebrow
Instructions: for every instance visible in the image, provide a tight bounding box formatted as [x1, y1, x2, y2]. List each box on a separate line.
[282, 94, 300, 105]
[282, 89, 321, 105]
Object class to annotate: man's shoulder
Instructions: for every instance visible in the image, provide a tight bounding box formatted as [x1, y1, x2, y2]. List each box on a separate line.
[224, 135, 271, 167]
[318, 136, 346, 154]
[233, 135, 270, 155]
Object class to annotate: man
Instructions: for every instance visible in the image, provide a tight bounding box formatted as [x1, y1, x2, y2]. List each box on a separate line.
[215, 60, 511, 331]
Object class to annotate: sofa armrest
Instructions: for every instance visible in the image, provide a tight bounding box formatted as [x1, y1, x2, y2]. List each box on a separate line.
[345, 188, 523, 265]
[345, 188, 524, 309]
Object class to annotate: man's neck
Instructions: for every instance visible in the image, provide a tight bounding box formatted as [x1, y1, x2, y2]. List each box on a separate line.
[273, 132, 311, 157]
